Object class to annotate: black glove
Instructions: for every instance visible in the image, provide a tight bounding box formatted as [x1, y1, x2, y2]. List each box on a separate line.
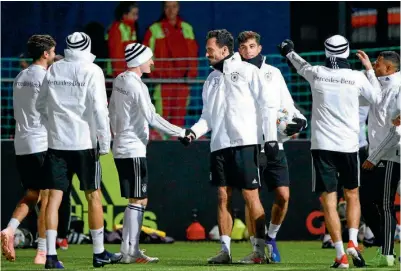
[277, 39, 294, 57]
[178, 129, 196, 146]
[264, 141, 279, 160]
[285, 118, 307, 136]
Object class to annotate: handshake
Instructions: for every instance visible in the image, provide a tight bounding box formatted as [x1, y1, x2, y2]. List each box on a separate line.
[178, 129, 197, 146]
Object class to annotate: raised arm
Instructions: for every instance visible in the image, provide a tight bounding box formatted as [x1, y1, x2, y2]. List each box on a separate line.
[137, 82, 184, 137]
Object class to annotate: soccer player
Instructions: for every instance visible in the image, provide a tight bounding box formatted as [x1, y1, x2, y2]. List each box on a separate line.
[278, 35, 382, 268]
[180, 29, 279, 264]
[36, 32, 121, 269]
[236, 31, 307, 263]
[109, 43, 186, 264]
[1, 35, 55, 265]
[357, 50, 400, 267]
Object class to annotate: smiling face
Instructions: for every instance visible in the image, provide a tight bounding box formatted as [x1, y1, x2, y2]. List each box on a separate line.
[238, 38, 262, 60]
[205, 37, 229, 65]
[164, 1, 179, 21]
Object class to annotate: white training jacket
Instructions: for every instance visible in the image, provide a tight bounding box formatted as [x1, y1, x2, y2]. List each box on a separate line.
[13, 64, 48, 155]
[259, 58, 306, 150]
[364, 71, 401, 164]
[36, 49, 111, 153]
[109, 71, 184, 158]
[190, 53, 279, 153]
[286, 51, 382, 153]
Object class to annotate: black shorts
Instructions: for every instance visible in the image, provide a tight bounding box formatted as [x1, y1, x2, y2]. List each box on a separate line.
[210, 145, 260, 190]
[114, 157, 148, 199]
[259, 150, 289, 191]
[311, 150, 359, 193]
[44, 148, 101, 192]
[16, 151, 47, 190]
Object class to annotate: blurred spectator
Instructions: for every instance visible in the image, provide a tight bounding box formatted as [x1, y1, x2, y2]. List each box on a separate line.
[106, 1, 139, 77]
[19, 53, 30, 70]
[84, 22, 108, 71]
[143, 1, 198, 128]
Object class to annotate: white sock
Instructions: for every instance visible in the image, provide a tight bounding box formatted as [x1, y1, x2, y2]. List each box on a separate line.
[254, 238, 265, 255]
[46, 230, 57, 256]
[90, 227, 105, 254]
[364, 226, 374, 239]
[334, 241, 345, 260]
[349, 228, 359, 246]
[7, 218, 20, 232]
[128, 204, 145, 255]
[267, 222, 281, 239]
[120, 206, 130, 254]
[250, 236, 256, 251]
[37, 237, 46, 252]
[323, 234, 332, 243]
[220, 235, 231, 255]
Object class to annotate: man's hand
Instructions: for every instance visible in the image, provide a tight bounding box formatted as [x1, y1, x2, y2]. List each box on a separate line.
[285, 118, 307, 137]
[264, 141, 279, 160]
[356, 50, 373, 71]
[392, 115, 400, 126]
[178, 129, 196, 146]
[277, 39, 294, 57]
[362, 160, 375, 170]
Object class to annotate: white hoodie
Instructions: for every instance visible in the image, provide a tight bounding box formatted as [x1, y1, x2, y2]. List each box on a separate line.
[36, 49, 111, 153]
[190, 53, 279, 152]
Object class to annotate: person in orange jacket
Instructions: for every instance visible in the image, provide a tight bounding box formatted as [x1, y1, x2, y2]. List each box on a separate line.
[107, 2, 139, 77]
[143, 1, 198, 129]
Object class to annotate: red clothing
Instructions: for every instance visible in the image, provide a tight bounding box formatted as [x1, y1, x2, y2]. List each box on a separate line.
[107, 21, 137, 77]
[143, 17, 198, 79]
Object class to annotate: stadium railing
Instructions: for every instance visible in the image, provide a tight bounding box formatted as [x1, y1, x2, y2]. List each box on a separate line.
[1, 46, 399, 140]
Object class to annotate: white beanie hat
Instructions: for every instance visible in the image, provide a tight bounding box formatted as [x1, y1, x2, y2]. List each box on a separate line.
[125, 43, 153, 68]
[324, 35, 349, 59]
[66, 32, 91, 53]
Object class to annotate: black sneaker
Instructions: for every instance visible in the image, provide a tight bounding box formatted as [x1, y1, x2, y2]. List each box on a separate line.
[362, 237, 375, 248]
[322, 240, 335, 249]
[93, 250, 123, 268]
[45, 255, 65, 269]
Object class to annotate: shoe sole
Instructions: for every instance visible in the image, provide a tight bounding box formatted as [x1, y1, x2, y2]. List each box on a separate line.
[347, 249, 366, 267]
[1, 232, 15, 262]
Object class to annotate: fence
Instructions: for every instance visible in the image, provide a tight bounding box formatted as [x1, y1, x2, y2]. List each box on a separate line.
[1, 46, 399, 140]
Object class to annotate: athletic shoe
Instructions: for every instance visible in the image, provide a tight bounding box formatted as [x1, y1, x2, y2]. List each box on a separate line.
[45, 255, 64, 269]
[93, 250, 123, 268]
[346, 241, 366, 267]
[362, 237, 376, 248]
[207, 251, 232, 264]
[367, 248, 395, 267]
[34, 250, 46, 265]
[1, 229, 15, 261]
[265, 237, 281, 263]
[56, 238, 68, 250]
[330, 254, 349, 269]
[237, 251, 267, 264]
[131, 249, 159, 263]
[322, 239, 335, 249]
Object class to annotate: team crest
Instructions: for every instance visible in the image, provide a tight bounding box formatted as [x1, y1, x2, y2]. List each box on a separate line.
[265, 72, 272, 82]
[142, 184, 147, 193]
[231, 72, 239, 82]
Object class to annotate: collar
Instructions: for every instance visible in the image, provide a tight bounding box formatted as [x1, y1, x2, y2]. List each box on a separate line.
[161, 16, 183, 28]
[324, 57, 350, 69]
[377, 71, 401, 87]
[211, 52, 241, 73]
[64, 49, 96, 63]
[241, 53, 264, 69]
[30, 64, 47, 71]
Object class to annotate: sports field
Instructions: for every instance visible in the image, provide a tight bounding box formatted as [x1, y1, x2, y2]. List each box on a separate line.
[1, 241, 399, 270]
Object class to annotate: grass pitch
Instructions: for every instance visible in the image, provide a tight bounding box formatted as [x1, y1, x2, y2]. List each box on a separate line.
[1, 241, 399, 270]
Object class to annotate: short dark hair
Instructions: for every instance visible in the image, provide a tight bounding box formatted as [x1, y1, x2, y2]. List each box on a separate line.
[27, 35, 56, 62]
[379, 51, 400, 71]
[206, 29, 234, 54]
[237, 31, 261, 46]
[115, 1, 138, 21]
